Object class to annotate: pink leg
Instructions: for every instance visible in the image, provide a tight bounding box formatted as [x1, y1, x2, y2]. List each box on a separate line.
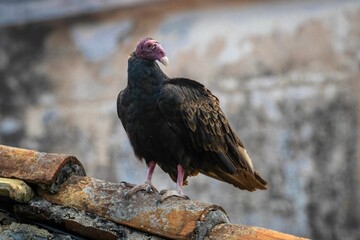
[176, 164, 185, 194]
[145, 161, 156, 183]
[159, 164, 189, 202]
[124, 161, 159, 199]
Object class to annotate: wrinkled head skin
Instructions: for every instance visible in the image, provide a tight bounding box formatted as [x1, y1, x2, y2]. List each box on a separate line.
[135, 37, 169, 66]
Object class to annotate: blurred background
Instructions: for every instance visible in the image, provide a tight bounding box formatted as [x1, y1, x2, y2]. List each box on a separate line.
[0, 0, 359, 239]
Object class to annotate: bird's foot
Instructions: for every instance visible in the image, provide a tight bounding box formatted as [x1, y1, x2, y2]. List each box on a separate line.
[158, 189, 190, 203]
[120, 181, 136, 188]
[124, 181, 159, 199]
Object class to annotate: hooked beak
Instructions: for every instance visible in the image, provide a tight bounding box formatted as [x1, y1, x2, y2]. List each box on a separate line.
[159, 56, 169, 66]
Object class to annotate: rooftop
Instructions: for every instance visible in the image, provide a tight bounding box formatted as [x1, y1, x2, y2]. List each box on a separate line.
[0, 144, 307, 239]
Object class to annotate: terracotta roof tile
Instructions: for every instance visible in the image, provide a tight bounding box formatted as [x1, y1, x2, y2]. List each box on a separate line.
[0, 145, 309, 240]
[0, 144, 86, 193]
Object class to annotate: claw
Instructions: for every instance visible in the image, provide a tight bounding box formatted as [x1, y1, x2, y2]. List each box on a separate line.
[124, 161, 159, 200]
[156, 164, 190, 203]
[125, 181, 159, 199]
[120, 181, 136, 188]
[158, 189, 190, 203]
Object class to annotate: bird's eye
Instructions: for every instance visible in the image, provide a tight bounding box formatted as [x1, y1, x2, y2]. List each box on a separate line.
[145, 42, 156, 50]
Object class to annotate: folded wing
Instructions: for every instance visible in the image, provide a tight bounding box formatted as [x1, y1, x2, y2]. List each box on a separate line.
[157, 78, 267, 191]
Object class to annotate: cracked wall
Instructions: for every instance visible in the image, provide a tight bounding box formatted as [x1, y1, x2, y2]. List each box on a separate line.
[0, 1, 359, 239]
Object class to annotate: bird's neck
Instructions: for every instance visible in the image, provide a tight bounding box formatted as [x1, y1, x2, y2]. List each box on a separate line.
[127, 54, 168, 90]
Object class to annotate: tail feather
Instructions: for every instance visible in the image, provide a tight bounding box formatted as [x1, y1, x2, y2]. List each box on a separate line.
[199, 138, 267, 191]
[201, 168, 267, 191]
[254, 171, 267, 188]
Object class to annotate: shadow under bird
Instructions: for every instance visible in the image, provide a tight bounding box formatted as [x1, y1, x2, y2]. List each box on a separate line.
[117, 37, 267, 201]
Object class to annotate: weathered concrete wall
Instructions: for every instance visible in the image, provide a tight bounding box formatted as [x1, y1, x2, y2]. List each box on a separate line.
[0, 1, 359, 239]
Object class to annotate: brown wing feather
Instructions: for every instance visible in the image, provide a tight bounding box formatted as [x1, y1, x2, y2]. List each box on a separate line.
[158, 78, 267, 191]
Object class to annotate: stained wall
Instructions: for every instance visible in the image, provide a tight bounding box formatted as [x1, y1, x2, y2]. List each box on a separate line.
[1, 1, 359, 238]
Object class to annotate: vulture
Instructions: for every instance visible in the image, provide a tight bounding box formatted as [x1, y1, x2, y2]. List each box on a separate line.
[117, 37, 267, 200]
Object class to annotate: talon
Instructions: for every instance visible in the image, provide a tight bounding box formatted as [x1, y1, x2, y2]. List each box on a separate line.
[125, 182, 159, 199]
[159, 189, 190, 202]
[120, 181, 136, 188]
[124, 161, 159, 200]
[145, 185, 153, 193]
[124, 192, 131, 200]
